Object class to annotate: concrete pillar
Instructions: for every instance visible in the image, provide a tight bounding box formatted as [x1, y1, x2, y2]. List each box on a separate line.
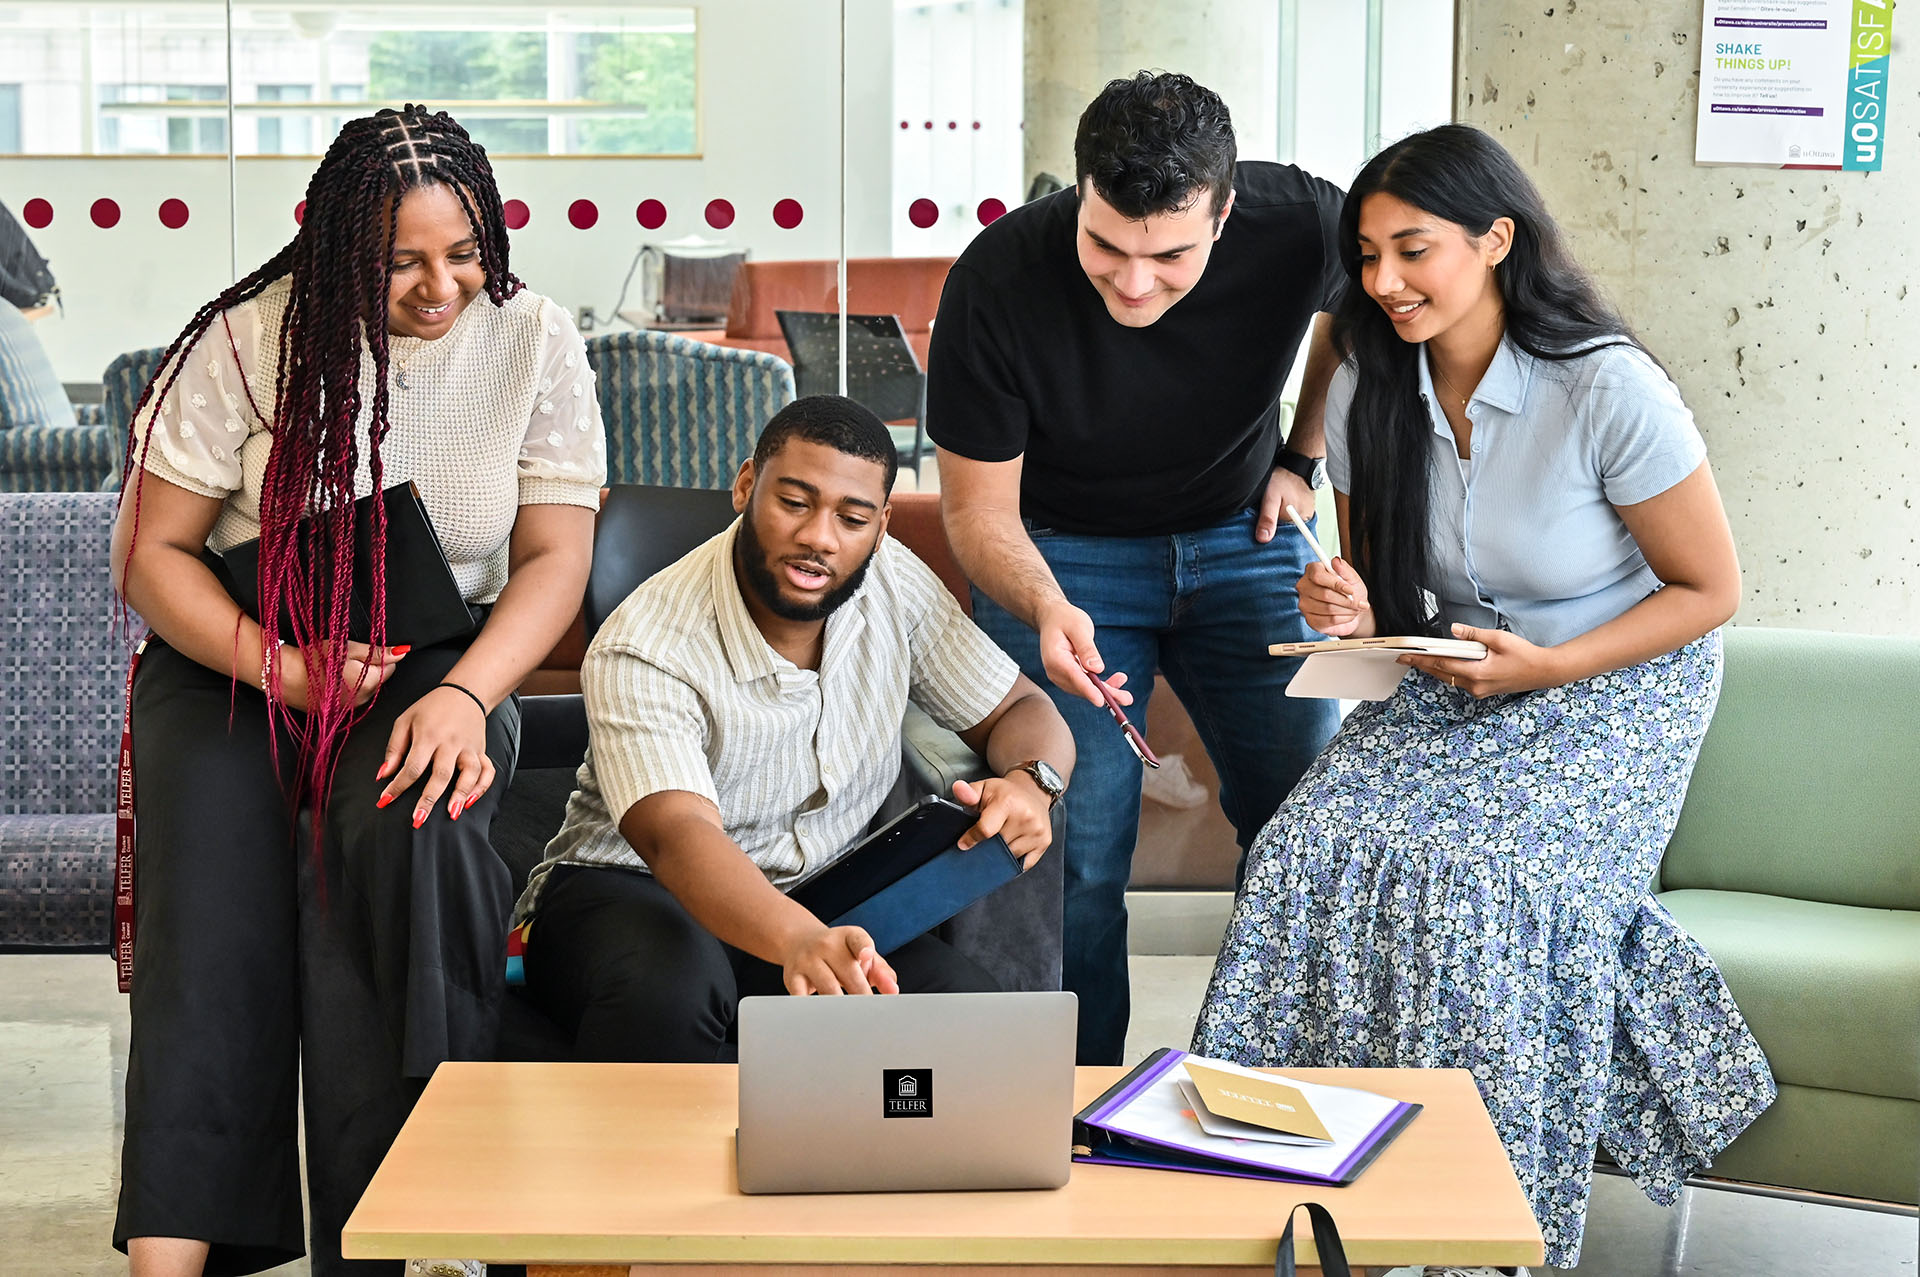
[1457, 2, 1918, 635]
[1022, 0, 1278, 192]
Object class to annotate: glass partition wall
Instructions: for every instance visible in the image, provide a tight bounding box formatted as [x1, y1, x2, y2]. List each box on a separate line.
[0, 0, 1450, 889]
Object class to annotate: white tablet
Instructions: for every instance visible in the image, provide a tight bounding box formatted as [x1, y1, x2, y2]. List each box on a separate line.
[1270, 636, 1488, 702]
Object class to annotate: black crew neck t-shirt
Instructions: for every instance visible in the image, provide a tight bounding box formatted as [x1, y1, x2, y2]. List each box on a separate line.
[926, 161, 1347, 537]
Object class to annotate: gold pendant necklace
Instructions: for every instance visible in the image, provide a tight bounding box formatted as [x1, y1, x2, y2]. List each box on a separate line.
[1431, 360, 1471, 412]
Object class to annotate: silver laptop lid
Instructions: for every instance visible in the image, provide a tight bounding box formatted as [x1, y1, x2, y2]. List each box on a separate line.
[736, 991, 1078, 1194]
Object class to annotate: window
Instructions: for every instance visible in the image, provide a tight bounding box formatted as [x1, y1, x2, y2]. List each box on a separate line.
[99, 84, 226, 155]
[0, 4, 697, 156]
[256, 83, 313, 155]
[0, 86, 21, 153]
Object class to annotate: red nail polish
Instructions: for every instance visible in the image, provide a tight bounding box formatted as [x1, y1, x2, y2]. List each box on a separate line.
[376, 794, 392, 809]
[450, 799, 463, 820]
[391, 645, 412, 656]
[412, 809, 426, 829]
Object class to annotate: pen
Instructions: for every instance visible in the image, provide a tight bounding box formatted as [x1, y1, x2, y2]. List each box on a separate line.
[1284, 504, 1367, 608]
[1086, 669, 1161, 769]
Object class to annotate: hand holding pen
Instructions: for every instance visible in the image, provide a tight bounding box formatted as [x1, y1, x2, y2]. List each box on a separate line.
[1084, 666, 1160, 769]
[1033, 598, 1160, 768]
[1286, 503, 1374, 639]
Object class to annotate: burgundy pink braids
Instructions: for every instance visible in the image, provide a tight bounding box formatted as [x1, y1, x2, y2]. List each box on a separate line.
[117, 104, 523, 853]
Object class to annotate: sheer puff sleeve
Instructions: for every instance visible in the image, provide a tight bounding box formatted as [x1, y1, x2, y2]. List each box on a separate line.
[128, 309, 267, 500]
[518, 299, 609, 508]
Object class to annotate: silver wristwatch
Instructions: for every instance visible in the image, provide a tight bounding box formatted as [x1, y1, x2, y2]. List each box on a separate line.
[1008, 758, 1066, 807]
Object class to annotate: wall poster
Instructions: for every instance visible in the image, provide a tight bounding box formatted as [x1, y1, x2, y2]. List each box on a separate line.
[1695, 0, 1894, 169]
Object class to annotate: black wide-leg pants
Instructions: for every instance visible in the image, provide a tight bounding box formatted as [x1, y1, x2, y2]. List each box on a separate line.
[114, 634, 520, 1276]
[524, 863, 999, 1063]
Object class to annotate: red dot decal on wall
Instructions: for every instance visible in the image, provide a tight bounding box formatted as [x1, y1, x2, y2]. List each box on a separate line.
[705, 199, 735, 229]
[90, 199, 121, 229]
[158, 198, 190, 229]
[568, 199, 598, 230]
[772, 199, 804, 230]
[977, 198, 1007, 226]
[504, 199, 530, 230]
[972, 121, 982, 130]
[636, 199, 667, 230]
[899, 120, 910, 130]
[23, 198, 53, 229]
[923, 121, 934, 130]
[908, 199, 939, 229]
[294, 200, 306, 225]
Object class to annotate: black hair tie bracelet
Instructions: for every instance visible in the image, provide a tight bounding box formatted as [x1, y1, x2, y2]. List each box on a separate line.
[437, 681, 489, 718]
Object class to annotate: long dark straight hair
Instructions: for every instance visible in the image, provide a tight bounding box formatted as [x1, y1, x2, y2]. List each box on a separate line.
[1332, 124, 1648, 635]
[118, 104, 521, 845]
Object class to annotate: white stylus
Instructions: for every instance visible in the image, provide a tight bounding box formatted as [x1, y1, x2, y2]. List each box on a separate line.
[1283, 503, 1332, 566]
[1285, 503, 1365, 607]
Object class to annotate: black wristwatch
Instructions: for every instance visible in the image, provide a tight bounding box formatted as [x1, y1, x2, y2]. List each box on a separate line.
[1276, 446, 1327, 491]
[1007, 759, 1066, 808]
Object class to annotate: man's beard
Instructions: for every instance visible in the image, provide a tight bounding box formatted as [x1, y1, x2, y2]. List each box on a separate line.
[736, 512, 877, 622]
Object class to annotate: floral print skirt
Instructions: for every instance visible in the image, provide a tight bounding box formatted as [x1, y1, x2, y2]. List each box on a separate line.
[1191, 632, 1774, 1267]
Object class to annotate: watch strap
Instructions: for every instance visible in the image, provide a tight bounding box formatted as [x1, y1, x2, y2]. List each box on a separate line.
[1276, 446, 1323, 484]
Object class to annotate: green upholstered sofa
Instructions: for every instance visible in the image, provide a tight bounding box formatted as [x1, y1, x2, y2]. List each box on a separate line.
[1658, 626, 1919, 1204]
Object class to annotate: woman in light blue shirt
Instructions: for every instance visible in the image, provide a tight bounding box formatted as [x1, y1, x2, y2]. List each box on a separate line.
[1194, 125, 1775, 1273]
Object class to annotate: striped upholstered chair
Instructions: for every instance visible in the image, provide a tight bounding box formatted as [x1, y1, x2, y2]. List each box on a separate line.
[583, 329, 795, 488]
[0, 303, 118, 492]
[0, 491, 132, 948]
[100, 345, 168, 489]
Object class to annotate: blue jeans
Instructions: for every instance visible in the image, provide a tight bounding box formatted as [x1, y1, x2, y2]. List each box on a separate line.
[971, 508, 1340, 1064]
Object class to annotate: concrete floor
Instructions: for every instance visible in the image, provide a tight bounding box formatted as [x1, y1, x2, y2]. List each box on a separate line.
[5, 952, 1914, 1276]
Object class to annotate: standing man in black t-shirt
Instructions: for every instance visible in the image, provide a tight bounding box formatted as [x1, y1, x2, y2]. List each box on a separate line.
[926, 71, 1344, 1064]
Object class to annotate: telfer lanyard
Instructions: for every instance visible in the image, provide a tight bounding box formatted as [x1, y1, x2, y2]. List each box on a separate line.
[113, 636, 148, 994]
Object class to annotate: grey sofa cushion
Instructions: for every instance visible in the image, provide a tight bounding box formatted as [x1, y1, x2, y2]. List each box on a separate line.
[1, 491, 129, 814]
[0, 812, 113, 947]
[902, 701, 1064, 993]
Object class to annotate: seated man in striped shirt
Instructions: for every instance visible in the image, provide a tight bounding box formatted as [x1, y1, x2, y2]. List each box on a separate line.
[513, 395, 1077, 1061]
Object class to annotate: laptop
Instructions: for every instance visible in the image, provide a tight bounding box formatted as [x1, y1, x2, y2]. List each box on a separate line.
[736, 991, 1078, 1193]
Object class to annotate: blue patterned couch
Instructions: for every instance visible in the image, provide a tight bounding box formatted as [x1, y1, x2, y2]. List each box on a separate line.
[0, 343, 163, 493]
[0, 491, 134, 947]
[583, 329, 795, 487]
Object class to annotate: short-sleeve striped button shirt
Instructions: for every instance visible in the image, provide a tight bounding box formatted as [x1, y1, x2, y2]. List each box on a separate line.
[516, 520, 1019, 920]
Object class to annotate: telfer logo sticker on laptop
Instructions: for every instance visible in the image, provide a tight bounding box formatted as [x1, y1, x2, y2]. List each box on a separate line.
[882, 1069, 933, 1117]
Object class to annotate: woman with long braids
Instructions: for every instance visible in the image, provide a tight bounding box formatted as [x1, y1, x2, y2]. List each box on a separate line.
[1192, 125, 1773, 1273]
[109, 106, 604, 1275]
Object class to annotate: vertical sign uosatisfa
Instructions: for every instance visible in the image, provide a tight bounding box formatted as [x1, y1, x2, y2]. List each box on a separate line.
[1846, 0, 1894, 170]
[1696, 0, 1896, 168]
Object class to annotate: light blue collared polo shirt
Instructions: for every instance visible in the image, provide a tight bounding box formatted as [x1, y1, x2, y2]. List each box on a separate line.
[1324, 337, 1707, 648]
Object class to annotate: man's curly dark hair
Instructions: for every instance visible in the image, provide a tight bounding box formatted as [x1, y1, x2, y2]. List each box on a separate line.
[1073, 71, 1236, 222]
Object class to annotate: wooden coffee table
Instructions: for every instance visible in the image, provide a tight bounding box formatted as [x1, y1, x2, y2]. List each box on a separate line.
[343, 1062, 1543, 1275]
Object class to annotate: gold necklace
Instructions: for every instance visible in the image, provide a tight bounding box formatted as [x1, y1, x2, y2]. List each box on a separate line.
[1430, 359, 1471, 412]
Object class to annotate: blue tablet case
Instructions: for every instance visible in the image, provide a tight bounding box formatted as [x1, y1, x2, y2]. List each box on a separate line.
[788, 796, 1022, 955]
[826, 834, 1020, 955]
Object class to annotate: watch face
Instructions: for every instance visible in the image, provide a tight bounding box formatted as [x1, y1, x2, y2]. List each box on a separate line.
[1028, 759, 1064, 796]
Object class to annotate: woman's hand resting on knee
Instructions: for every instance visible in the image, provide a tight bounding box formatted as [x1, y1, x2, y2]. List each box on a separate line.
[374, 683, 495, 828]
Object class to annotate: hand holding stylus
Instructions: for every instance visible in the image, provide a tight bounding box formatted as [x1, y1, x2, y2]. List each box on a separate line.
[1285, 503, 1374, 638]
